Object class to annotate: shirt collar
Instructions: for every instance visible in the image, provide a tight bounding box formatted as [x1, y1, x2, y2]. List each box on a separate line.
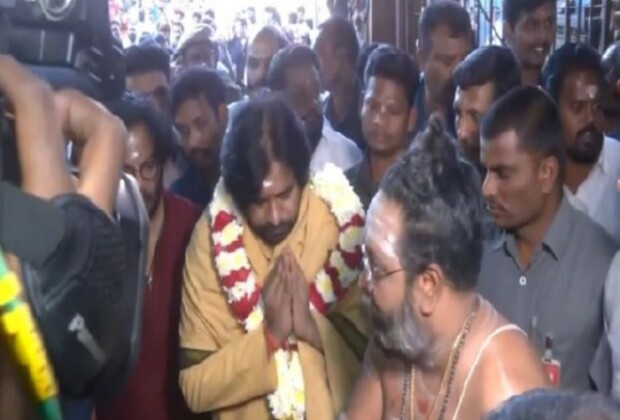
[493, 196, 573, 261]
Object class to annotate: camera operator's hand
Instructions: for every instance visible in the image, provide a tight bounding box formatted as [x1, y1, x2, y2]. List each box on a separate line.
[0, 56, 127, 217]
[0, 55, 74, 200]
[53, 89, 127, 217]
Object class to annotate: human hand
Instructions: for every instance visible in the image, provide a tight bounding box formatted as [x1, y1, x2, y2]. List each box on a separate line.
[53, 89, 126, 148]
[282, 249, 315, 344]
[0, 56, 75, 199]
[262, 255, 293, 343]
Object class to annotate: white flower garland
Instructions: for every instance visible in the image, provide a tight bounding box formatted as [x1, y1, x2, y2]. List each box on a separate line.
[209, 163, 364, 419]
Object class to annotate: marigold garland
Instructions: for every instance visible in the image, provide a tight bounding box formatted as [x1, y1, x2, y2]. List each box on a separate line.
[209, 163, 364, 419]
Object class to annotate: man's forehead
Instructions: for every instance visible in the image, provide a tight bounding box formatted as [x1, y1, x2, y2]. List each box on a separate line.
[126, 126, 154, 161]
[186, 40, 214, 53]
[366, 77, 409, 105]
[482, 130, 522, 157]
[563, 71, 602, 100]
[519, 2, 555, 22]
[249, 37, 280, 57]
[430, 25, 472, 51]
[455, 82, 496, 106]
[366, 195, 403, 246]
[286, 65, 319, 88]
[126, 71, 168, 90]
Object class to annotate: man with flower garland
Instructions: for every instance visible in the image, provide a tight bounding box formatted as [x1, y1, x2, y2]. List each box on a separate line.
[179, 96, 368, 419]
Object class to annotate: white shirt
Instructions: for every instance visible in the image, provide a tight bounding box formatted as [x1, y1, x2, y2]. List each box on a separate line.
[608, 260, 620, 400]
[310, 121, 362, 174]
[566, 136, 620, 245]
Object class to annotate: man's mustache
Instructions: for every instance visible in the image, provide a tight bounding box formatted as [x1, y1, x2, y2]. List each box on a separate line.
[576, 124, 601, 139]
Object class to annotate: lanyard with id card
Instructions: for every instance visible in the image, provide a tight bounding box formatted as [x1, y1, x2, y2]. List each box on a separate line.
[542, 335, 561, 386]
[529, 317, 561, 387]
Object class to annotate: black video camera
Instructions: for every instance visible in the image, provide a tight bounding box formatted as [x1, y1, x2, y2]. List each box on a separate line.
[0, 0, 126, 184]
[0, 0, 125, 101]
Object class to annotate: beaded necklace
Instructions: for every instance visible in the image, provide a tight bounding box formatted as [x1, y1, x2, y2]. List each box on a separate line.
[400, 297, 480, 420]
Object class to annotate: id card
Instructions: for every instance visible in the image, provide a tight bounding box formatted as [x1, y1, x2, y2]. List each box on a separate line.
[542, 358, 561, 386]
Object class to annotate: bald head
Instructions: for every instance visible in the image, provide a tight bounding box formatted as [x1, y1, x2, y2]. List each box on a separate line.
[245, 26, 290, 94]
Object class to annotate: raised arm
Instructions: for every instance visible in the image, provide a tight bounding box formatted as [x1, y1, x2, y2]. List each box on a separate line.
[0, 57, 126, 218]
[0, 55, 74, 199]
[53, 89, 126, 217]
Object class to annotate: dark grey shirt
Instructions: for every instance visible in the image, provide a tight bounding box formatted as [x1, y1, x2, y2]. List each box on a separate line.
[345, 156, 375, 211]
[478, 198, 617, 392]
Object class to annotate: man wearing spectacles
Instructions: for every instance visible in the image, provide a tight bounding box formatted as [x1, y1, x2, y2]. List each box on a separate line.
[96, 97, 202, 420]
[343, 117, 550, 420]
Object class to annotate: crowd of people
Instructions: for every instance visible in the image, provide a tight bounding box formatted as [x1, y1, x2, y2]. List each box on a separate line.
[6, 0, 620, 419]
[107, 0, 349, 90]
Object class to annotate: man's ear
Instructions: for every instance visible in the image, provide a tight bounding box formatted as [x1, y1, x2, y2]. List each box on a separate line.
[538, 155, 560, 195]
[415, 263, 444, 317]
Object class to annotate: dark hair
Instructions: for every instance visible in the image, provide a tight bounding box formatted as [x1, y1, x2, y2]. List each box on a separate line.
[481, 86, 566, 180]
[108, 95, 174, 163]
[170, 67, 227, 118]
[379, 116, 483, 291]
[125, 44, 171, 80]
[253, 25, 290, 50]
[503, 0, 556, 28]
[264, 6, 282, 26]
[357, 43, 386, 83]
[454, 46, 521, 100]
[222, 96, 311, 212]
[206, 9, 215, 20]
[267, 44, 320, 91]
[543, 42, 604, 102]
[418, 1, 473, 53]
[364, 45, 420, 108]
[288, 12, 299, 25]
[318, 17, 360, 65]
[485, 389, 620, 420]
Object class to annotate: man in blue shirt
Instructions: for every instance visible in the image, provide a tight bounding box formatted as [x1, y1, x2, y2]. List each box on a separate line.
[169, 68, 228, 208]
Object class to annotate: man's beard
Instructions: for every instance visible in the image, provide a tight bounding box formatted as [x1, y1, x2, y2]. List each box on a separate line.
[361, 293, 432, 366]
[252, 220, 296, 246]
[568, 124, 604, 165]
